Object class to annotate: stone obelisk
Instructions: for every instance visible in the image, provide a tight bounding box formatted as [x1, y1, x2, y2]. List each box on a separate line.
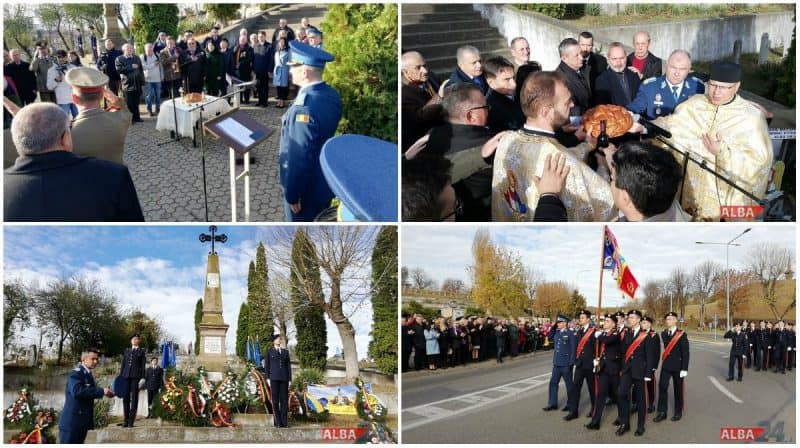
[196, 226, 230, 377]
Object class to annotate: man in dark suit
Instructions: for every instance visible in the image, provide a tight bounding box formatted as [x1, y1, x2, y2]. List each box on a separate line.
[145, 357, 164, 418]
[565, 310, 595, 420]
[654, 312, 689, 423]
[773, 321, 788, 373]
[401, 51, 442, 152]
[233, 35, 255, 104]
[616, 309, 653, 437]
[626, 31, 662, 81]
[724, 322, 748, 381]
[753, 320, 769, 371]
[555, 38, 591, 147]
[593, 43, 641, 107]
[641, 316, 661, 414]
[59, 348, 113, 443]
[265, 335, 292, 428]
[586, 314, 621, 430]
[578, 31, 607, 91]
[4, 103, 144, 221]
[120, 334, 146, 428]
[484, 56, 524, 134]
[410, 314, 427, 370]
[447, 45, 488, 95]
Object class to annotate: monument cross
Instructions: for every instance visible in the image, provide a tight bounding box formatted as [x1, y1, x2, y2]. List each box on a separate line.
[199, 225, 228, 254]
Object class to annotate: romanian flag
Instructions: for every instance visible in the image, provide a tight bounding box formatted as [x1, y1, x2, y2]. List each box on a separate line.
[603, 226, 639, 299]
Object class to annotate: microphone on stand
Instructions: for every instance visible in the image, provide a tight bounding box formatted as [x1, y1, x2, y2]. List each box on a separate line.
[638, 116, 672, 139]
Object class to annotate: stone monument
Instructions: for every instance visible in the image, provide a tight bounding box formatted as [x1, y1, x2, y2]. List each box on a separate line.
[102, 4, 125, 47]
[196, 226, 230, 378]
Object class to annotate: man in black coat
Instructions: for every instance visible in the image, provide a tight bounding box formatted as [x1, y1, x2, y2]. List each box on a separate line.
[265, 335, 292, 427]
[426, 83, 494, 221]
[233, 36, 255, 104]
[593, 43, 641, 107]
[654, 312, 689, 423]
[115, 44, 144, 123]
[565, 310, 596, 420]
[271, 19, 296, 46]
[4, 103, 144, 221]
[401, 51, 443, 152]
[753, 320, 770, 371]
[555, 38, 591, 148]
[773, 321, 788, 373]
[626, 31, 662, 81]
[787, 323, 796, 371]
[578, 31, 607, 91]
[401, 317, 413, 372]
[744, 321, 755, 368]
[145, 357, 164, 418]
[484, 56, 524, 134]
[616, 309, 652, 437]
[180, 39, 206, 93]
[724, 322, 748, 381]
[586, 314, 621, 430]
[5, 50, 37, 105]
[120, 334, 146, 427]
[410, 315, 426, 370]
[447, 46, 488, 95]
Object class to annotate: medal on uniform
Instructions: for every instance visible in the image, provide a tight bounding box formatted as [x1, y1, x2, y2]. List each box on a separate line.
[654, 93, 663, 116]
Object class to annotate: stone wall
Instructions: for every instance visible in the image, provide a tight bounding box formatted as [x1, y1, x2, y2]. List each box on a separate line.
[473, 4, 793, 69]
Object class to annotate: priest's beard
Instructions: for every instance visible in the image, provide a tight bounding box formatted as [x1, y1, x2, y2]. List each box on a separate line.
[552, 109, 570, 130]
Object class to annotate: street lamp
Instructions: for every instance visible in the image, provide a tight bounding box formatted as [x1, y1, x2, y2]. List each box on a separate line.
[696, 228, 752, 329]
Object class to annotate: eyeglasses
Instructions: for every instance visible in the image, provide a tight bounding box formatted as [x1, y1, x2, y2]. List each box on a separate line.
[440, 196, 463, 221]
[468, 104, 491, 112]
[708, 82, 735, 91]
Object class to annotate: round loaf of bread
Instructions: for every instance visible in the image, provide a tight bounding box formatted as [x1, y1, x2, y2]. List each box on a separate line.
[582, 104, 634, 138]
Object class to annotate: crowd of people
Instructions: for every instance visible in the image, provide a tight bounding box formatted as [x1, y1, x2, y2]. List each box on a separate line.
[724, 319, 796, 380]
[3, 16, 344, 223]
[401, 314, 552, 371]
[401, 30, 774, 222]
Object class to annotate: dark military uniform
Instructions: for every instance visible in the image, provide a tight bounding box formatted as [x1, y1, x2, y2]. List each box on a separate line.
[656, 328, 689, 420]
[773, 327, 788, 373]
[788, 327, 796, 370]
[753, 326, 770, 371]
[644, 329, 661, 413]
[545, 321, 577, 410]
[145, 365, 164, 417]
[744, 325, 754, 368]
[724, 328, 748, 381]
[120, 347, 146, 426]
[59, 364, 105, 443]
[617, 325, 653, 435]
[626, 74, 705, 120]
[265, 346, 292, 427]
[587, 328, 620, 429]
[278, 41, 342, 221]
[567, 324, 596, 418]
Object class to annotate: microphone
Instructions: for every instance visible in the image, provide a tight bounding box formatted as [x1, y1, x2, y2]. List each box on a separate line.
[638, 116, 672, 139]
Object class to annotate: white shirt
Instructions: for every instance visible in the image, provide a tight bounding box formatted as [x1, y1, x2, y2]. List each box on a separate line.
[666, 79, 683, 99]
[522, 124, 554, 135]
[46, 64, 77, 105]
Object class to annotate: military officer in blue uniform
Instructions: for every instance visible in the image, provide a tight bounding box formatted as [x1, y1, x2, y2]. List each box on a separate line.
[119, 333, 146, 428]
[265, 334, 292, 427]
[626, 49, 704, 120]
[543, 314, 577, 412]
[278, 41, 342, 222]
[59, 348, 113, 443]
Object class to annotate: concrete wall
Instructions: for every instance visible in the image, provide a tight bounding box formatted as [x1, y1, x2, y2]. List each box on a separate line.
[594, 11, 794, 62]
[474, 5, 794, 68]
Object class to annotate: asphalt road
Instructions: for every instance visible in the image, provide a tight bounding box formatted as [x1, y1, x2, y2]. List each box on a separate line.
[401, 338, 795, 443]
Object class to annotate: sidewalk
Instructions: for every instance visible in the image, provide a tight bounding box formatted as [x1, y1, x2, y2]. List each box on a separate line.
[402, 349, 547, 379]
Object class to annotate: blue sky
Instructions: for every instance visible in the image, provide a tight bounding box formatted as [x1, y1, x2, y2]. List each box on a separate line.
[402, 224, 796, 309]
[3, 225, 379, 359]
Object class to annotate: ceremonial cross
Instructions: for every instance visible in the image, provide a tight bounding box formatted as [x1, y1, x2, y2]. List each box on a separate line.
[199, 225, 228, 254]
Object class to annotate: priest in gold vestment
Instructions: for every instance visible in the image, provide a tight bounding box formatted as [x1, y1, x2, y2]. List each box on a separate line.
[651, 62, 772, 221]
[491, 71, 617, 222]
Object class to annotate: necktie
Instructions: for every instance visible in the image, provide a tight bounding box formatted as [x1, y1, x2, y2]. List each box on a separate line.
[671, 86, 679, 101]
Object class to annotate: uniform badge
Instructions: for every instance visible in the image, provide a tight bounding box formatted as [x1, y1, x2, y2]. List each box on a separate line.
[296, 114, 310, 123]
[502, 169, 527, 214]
[653, 93, 663, 107]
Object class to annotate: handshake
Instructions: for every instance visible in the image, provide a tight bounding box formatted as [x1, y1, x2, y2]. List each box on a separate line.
[103, 387, 115, 398]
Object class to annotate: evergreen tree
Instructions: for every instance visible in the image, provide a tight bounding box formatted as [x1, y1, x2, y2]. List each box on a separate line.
[248, 243, 273, 355]
[235, 302, 250, 359]
[368, 226, 397, 374]
[131, 4, 179, 55]
[193, 298, 202, 355]
[291, 229, 328, 370]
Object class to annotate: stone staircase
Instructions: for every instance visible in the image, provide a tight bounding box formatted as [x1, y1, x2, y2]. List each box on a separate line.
[215, 3, 327, 45]
[402, 3, 513, 79]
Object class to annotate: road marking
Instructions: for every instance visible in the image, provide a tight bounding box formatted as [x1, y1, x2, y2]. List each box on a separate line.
[707, 376, 743, 404]
[403, 371, 552, 431]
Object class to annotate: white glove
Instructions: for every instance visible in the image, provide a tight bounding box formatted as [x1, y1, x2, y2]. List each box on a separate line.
[749, 344, 753, 347]
[768, 346, 772, 349]
[679, 370, 688, 378]
[594, 330, 602, 338]
[788, 347, 792, 351]
[644, 376, 651, 382]
[593, 359, 599, 369]
[267, 379, 271, 388]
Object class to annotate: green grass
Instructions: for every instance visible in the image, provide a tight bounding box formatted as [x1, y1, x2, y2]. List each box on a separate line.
[564, 4, 794, 28]
[692, 50, 789, 104]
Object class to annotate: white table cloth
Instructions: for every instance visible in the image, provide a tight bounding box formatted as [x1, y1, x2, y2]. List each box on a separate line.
[156, 95, 232, 138]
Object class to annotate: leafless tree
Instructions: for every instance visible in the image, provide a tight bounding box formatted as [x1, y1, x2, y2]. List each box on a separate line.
[748, 243, 795, 320]
[409, 267, 435, 291]
[266, 226, 384, 380]
[691, 260, 723, 328]
[441, 278, 465, 296]
[668, 267, 691, 318]
[269, 272, 294, 345]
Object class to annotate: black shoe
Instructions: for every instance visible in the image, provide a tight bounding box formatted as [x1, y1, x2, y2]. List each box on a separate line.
[561, 405, 569, 411]
[726, 377, 734, 381]
[737, 377, 742, 381]
[613, 419, 620, 426]
[564, 413, 578, 421]
[586, 411, 593, 418]
[647, 406, 655, 414]
[118, 422, 126, 427]
[542, 405, 557, 411]
[754, 368, 760, 371]
[635, 427, 645, 436]
[653, 413, 667, 422]
[615, 424, 630, 436]
[671, 413, 682, 421]
[585, 422, 600, 430]
[605, 398, 613, 405]
[631, 407, 638, 414]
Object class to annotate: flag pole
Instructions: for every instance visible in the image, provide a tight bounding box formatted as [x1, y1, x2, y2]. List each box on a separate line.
[595, 226, 606, 369]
